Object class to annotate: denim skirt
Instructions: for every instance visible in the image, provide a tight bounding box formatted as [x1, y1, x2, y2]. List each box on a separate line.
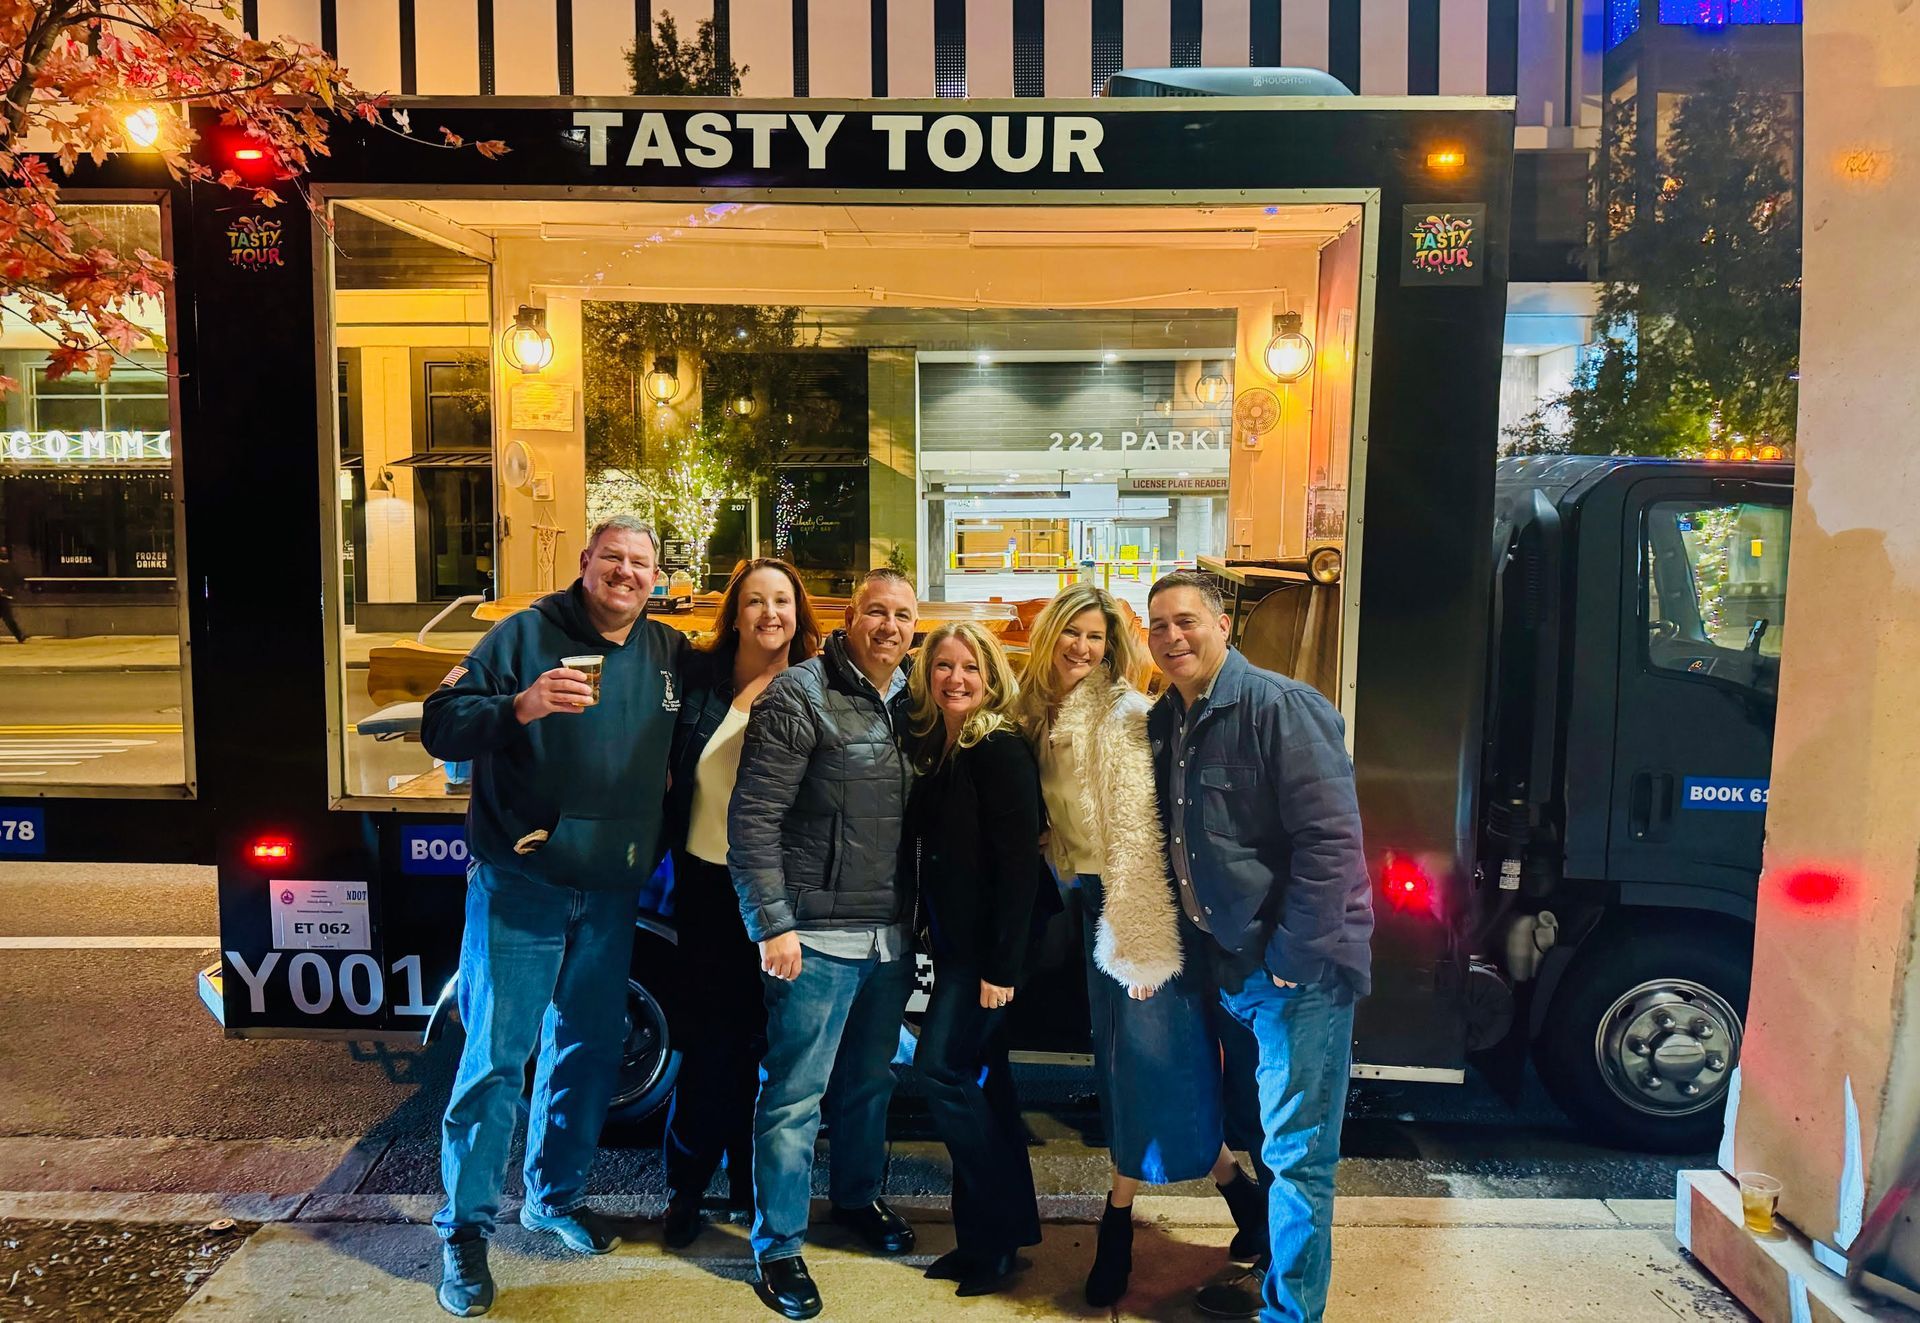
[1075, 873, 1225, 1183]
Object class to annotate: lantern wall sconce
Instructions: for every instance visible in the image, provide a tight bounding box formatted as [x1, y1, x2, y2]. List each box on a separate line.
[1264, 311, 1314, 383]
[501, 305, 555, 373]
[729, 391, 757, 419]
[1195, 368, 1231, 406]
[645, 354, 681, 406]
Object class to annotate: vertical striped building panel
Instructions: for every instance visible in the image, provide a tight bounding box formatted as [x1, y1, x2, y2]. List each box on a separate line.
[255, 0, 322, 43]
[571, 2, 640, 94]
[1201, 0, 1252, 68]
[1359, 0, 1409, 93]
[734, 0, 798, 95]
[809, 0, 875, 95]
[887, 0, 937, 96]
[1438, 0, 1491, 94]
[336, 1, 406, 95]
[410, 0, 481, 94]
[1043, 0, 1094, 96]
[1124, 0, 1174, 71]
[1514, 0, 1564, 124]
[966, 0, 1015, 97]
[1283, 0, 1333, 73]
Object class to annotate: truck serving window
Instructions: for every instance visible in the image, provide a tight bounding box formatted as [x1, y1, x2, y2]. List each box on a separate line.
[1644, 500, 1789, 696]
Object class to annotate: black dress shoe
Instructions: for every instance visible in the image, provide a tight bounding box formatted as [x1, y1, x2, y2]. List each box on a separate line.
[923, 1248, 976, 1281]
[829, 1199, 916, 1254]
[753, 1255, 823, 1321]
[662, 1193, 703, 1249]
[954, 1250, 1022, 1297]
[1194, 1261, 1265, 1319]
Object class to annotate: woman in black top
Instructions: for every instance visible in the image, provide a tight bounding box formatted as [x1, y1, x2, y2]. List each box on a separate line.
[659, 558, 820, 1248]
[904, 620, 1049, 1297]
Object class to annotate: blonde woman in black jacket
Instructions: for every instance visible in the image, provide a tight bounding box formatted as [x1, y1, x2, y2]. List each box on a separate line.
[1017, 585, 1268, 1309]
[903, 620, 1053, 1298]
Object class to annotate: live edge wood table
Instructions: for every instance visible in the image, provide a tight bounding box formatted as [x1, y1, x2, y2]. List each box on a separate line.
[1197, 554, 1311, 641]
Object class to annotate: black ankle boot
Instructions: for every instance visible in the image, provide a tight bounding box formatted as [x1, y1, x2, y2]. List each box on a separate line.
[1084, 1196, 1134, 1308]
[1218, 1169, 1268, 1262]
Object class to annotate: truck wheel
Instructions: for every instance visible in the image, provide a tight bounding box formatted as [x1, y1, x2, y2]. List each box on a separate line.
[1534, 924, 1749, 1153]
[605, 931, 682, 1124]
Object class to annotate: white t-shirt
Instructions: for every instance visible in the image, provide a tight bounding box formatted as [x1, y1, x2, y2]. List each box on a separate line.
[686, 703, 751, 866]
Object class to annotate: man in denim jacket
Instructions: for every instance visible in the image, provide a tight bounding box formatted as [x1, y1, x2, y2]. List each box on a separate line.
[1145, 571, 1373, 1323]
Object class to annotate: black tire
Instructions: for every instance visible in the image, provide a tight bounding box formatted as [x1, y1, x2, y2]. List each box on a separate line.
[605, 927, 683, 1125]
[1533, 921, 1751, 1154]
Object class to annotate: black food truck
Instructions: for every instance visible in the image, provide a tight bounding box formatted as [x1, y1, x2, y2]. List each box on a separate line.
[0, 79, 1784, 1153]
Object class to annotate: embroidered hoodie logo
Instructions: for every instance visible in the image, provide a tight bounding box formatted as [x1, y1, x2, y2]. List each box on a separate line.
[660, 670, 681, 712]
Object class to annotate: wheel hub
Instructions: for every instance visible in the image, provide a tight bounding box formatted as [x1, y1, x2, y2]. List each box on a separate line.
[1595, 980, 1741, 1117]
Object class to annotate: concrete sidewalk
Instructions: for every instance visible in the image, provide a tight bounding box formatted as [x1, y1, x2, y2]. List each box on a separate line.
[151, 1196, 1741, 1322]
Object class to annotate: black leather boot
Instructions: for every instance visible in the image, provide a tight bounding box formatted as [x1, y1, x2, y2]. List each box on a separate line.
[1218, 1168, 1268, 1261]
[753, 1255, 823, 1320]
[1083, 1195, 1134, 1308]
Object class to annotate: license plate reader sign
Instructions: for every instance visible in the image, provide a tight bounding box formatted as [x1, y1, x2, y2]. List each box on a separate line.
[271, 879, 371, 950]
[0, 808, 44, 856]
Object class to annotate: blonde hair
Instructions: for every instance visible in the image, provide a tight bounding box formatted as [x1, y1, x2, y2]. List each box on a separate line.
[908, 620, 1021, 767]
[1017, 584, 1143, 738]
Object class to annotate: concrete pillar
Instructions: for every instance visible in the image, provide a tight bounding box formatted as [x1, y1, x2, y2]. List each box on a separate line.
[1681, 5, 1920, 1318]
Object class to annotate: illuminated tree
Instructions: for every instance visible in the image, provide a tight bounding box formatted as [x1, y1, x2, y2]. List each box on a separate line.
[0, 0, 503, 396]
[1506, 55, 1800, 457]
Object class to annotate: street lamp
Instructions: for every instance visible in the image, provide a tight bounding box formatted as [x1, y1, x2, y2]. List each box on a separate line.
[645, 354, 681, 406]
[500, 305, 554, 373]
[1264, 311, 1314, 383]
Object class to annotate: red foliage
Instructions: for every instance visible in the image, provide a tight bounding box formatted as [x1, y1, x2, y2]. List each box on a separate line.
[0, 0, 508, 396]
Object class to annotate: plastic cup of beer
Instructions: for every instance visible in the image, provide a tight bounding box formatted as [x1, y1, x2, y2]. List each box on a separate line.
[1737, 1172, 1783, 1234]
[561, 655, 603, 706]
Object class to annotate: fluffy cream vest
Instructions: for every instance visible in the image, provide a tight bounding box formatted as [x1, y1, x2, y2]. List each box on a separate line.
[1047, 670, 1184, 991]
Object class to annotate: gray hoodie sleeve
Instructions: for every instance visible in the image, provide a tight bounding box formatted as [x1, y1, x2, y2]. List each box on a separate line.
[727, 670, 818, 943]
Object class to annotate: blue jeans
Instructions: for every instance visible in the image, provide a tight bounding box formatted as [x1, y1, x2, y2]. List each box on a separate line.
[1215, 966, 1356, 1323]
[435, 864, 637, 1239]
[751, 947, 914, 1262]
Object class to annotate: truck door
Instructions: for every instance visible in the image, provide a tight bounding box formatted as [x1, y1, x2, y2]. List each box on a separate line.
[1608, 477, 1791, 896]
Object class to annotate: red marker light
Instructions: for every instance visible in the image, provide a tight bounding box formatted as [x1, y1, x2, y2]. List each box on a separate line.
[250, 837, 292, 862]
[233, 147, 266, 161]
[1380, 852, 1435, 913]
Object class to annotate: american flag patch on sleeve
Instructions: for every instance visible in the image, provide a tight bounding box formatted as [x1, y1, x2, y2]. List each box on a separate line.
[439, 665, 469, 687]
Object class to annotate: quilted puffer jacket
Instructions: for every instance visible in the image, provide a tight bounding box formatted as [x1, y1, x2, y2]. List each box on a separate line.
[727, 630, 913, 941]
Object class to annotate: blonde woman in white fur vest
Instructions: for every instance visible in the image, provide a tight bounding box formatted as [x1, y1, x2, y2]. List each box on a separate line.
[1017, 585, 1269, 1310]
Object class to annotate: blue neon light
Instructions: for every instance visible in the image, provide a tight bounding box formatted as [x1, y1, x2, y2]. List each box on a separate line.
[1606, 0, 1641, 49]
[1657, 0, 1803, 26]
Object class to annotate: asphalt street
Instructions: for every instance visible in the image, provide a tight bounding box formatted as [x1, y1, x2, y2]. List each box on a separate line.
[0, 863, 1709, 1202]
[0, 673, 187, 787]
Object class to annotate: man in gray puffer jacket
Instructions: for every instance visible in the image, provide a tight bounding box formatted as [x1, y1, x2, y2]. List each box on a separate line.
[728, 567, 919, 1321]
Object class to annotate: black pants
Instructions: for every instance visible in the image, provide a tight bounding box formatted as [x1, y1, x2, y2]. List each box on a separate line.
[661, 852, 766, 1204]
[916, 960, 1041, 1257]
[0, 591, 23, 643]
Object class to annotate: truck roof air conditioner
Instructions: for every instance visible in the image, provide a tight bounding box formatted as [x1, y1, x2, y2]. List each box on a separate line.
[1103, 67, 1356, 98]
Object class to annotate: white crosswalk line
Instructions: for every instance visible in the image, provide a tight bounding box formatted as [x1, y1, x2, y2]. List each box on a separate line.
[0, 735, 158, 771]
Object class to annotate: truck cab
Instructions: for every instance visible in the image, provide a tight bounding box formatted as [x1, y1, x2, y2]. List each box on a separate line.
[1481, 455, 1792, 1150]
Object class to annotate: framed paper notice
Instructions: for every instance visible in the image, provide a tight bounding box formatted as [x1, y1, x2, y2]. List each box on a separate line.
[510, 381, 575, 432]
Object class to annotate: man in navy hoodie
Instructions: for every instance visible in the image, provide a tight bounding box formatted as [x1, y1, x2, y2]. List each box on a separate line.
[422, 515, 687, 1317]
